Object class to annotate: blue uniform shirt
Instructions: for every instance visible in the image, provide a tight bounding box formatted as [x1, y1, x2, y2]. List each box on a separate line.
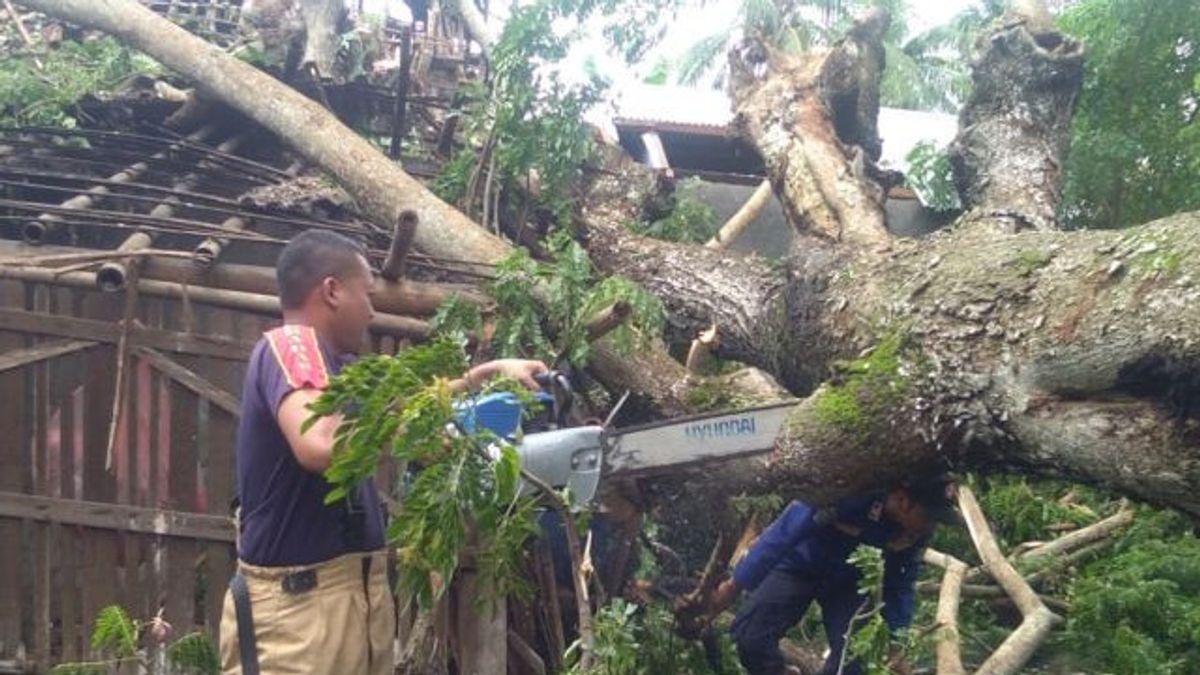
[234, 326, 385, 566]
[732, 496, 924, 631]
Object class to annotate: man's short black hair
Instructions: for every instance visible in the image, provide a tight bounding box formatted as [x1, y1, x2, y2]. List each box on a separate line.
[276, 229, 368, 310]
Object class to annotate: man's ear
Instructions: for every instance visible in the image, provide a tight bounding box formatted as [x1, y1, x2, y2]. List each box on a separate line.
[319, 276, 340, 308]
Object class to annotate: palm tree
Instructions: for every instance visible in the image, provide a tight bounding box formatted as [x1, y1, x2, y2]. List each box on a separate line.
[672, 0, 1009, 114]
[675, 0, 850, 88]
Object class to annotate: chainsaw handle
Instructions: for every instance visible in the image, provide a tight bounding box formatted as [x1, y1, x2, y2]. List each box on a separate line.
[534, 370, 574, 428]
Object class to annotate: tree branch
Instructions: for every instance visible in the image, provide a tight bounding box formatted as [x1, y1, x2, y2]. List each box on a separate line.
[958, 487, 1061, 675]
[948, 6, 1085, 231]
[706, 179, 772, 250]
[924, 549, 968, 675]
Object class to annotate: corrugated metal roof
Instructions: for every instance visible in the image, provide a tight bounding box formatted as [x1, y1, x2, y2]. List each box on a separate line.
[609, 83, 958, 172]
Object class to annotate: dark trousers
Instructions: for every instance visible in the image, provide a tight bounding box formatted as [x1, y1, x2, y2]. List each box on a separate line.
[730, 568, 868, 675]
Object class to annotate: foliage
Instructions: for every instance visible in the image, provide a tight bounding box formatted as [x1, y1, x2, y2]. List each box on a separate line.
[672, 0, 981, 112]
[903, 141, 961, 212]
[435, 0, 607, 227]
[628, 177, 719, 243]
[432, 233, 666, 368]
[53, 605, 217, 675]
[1062, 508, 1200, 673]
[1059, 0, 1200, 229]
[567, 598, 743, 674]
[844, 545, 899, 675]
[309, 338, 542, 606]
[0, 37, 162, 128]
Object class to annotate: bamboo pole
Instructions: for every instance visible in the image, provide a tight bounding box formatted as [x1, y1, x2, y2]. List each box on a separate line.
[0, 240, 484, 315]
[0, 264, 430, 339]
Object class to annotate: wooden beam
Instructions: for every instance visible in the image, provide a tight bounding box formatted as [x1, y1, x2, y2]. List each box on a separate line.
[0, 265, 430, 338]
[0, 339, 98, 372]
[640, 131, 671, 173]
[381, 210, 419, 282]
[0, 490, 235, 543]
[133, 346, 240, 416]
[0, 307, 254, 360]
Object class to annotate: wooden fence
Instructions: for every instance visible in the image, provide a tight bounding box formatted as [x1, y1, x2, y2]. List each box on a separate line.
[0, 276, 269, 672]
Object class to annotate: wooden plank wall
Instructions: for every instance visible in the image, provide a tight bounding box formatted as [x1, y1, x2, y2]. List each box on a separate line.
[0, 279, 256, 672]
[0, 278, 404, 672]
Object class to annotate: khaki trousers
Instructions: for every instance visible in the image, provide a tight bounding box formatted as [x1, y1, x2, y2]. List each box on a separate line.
[219, 551, 396, 675]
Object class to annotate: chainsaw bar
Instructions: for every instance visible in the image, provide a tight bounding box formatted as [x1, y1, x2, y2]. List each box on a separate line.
[602, 400, 796, 477]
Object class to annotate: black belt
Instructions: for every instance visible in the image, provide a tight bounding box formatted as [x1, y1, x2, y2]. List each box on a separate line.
[231, 556, 375, 674]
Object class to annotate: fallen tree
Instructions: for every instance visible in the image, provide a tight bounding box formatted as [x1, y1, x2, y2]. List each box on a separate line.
[25, 0, 1200, 523]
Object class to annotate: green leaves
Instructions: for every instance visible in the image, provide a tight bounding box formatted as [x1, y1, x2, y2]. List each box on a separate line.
[435, 232, 665, 367]
[91, 605, 138, 658]
[629, 177, 720, 244]
[1059, 0, 1200, 229]
[0, 37, 161, 128]
[904, 141, 961, 212]
[309, 338, 543, 607]
[166, 632, 221, 674]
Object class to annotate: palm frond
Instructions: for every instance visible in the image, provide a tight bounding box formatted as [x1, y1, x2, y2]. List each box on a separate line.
[675, 30, 733, 85]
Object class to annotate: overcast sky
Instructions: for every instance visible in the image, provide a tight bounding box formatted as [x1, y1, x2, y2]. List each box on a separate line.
[558, 0, 982, 90]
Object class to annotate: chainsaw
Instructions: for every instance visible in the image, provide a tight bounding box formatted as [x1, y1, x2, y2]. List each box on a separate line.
[454, 371, 794, 503]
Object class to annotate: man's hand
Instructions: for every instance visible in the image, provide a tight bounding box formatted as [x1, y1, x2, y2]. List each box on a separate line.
[886, 644, 913, 675]
[707, 578, 740, 617]
[455, 359, 550, 392]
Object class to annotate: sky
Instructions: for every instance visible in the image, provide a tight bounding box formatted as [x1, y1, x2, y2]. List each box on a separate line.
[560, 0, 982, 92]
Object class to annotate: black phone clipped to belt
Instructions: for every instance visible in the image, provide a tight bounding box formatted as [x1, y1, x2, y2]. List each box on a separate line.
[281, 569, 318, 595]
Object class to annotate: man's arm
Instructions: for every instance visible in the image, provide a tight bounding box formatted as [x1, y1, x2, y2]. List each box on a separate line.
[703, 502, 822, 617]
[881, 546, 923, 631]
[278, 388, 340, 472]
[449, 358, 549, 393]
[277, 358, 549, 474]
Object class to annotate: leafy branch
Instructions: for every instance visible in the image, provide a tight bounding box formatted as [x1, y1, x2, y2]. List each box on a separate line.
[432, 232, 665, 367]
[52, 605, 218, 675]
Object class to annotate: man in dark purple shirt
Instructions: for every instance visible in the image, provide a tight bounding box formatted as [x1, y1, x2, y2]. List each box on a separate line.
[219, 229, 547, 675]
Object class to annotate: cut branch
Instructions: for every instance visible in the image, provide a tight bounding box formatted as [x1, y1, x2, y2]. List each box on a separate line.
[706, 179, 772, 250]
[1018, 503, 1133, 564]
[924, 549, 967, 675]
[958, 487, 1061, 675]
[728, 8, 891, 252]
[584, 301, 632, 342]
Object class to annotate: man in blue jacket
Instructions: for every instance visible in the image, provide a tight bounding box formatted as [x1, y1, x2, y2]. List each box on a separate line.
[701, 477, 959, 675]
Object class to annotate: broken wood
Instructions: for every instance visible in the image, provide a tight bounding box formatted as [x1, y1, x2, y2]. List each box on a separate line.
[104, 254, 140, 471]
[684, 324, 718, 374]
[705, 179, 772, 250]
[924, 549, 968, 675]
[95, 231, 153, 292]
[21, 0, 512, 267]
[381, 210, 419, 282]
[958, 486, 1061, 675]
[583, 301, 632, 342]
[1019, 503, 1133, 564]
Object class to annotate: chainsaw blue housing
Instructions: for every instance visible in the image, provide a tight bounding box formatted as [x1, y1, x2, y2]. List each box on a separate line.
[453, 391, 556, 439]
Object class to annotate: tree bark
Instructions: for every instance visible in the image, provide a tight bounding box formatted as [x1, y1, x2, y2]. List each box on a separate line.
[949, 7, 1085, 232]
[587, 10, 1200, 519]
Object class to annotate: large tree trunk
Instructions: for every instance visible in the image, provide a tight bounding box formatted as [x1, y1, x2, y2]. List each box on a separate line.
[588, 8, 1200, 519]
[28, 0, 1200, 520]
